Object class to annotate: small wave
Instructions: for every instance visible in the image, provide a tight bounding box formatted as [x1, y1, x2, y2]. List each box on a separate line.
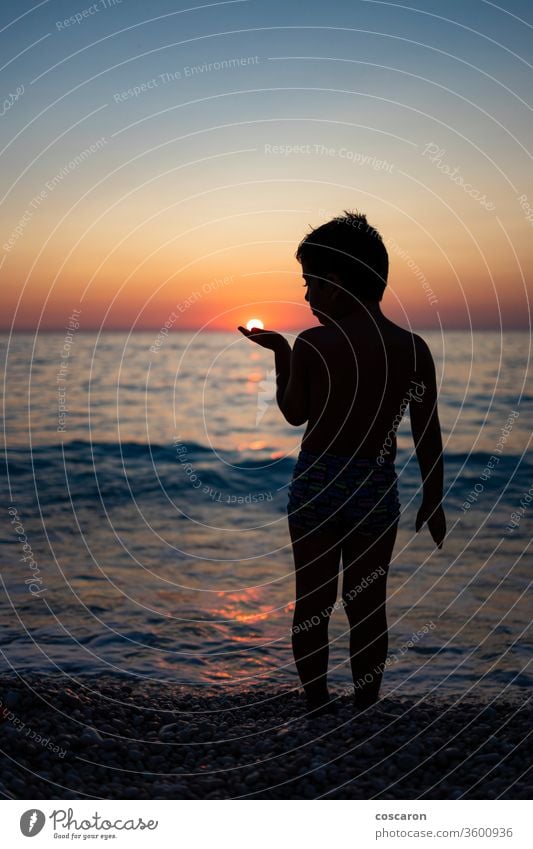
[2, 442, 530, 514]
[1, 440, 295, 510]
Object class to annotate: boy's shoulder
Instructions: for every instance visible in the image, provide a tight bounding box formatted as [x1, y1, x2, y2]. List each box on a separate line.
[298, 321, 430, 349]
[297, 326, 324, 342]
[375, 319, 434, 354]
[296, 322, 434, 370]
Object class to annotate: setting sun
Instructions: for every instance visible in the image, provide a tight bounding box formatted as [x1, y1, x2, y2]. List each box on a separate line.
[246, 318, 264, 331]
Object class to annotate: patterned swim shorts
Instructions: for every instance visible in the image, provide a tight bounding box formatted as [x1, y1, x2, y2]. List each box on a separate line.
[287, 450, 401, 536]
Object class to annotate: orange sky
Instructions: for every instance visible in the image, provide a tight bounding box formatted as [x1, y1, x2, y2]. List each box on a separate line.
[4, 203, 530, 331]
[2, 1, 532, 332]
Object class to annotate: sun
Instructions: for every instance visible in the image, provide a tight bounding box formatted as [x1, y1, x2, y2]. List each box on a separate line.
[246, 318, 264, 331]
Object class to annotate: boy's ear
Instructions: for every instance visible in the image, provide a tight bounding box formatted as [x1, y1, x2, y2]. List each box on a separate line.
[325, 272, 344, 298]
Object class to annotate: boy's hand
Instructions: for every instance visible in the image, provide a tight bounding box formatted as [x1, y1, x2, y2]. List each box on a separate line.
[237, 326, 287, 352]
[415, 500, 446, 549]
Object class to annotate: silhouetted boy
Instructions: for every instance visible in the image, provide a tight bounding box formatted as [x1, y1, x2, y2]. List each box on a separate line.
[239, 210, 445, 714]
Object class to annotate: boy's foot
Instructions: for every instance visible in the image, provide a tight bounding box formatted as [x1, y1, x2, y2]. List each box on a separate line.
[353, 692, 379, 711]
[305, 696, 336, 718]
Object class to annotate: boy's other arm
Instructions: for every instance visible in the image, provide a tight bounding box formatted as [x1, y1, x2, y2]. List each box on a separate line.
[410, 336, 446, 547]
[274, 332, 309, 426]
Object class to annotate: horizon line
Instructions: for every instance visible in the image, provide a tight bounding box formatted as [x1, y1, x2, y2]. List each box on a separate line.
[1, 326, 530, 333]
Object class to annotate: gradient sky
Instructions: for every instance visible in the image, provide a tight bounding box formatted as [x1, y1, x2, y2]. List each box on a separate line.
[1, 0, 532, 331]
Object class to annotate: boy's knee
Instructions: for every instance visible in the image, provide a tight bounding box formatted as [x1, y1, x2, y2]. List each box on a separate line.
[343, 594, 385, 624]
[342, 599, 359, 624]
[292, 604, 331, 634]
[341, 590, 361, 612]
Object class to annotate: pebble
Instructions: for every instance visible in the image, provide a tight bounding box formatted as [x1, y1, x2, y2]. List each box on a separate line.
[398, 754, 419, 771]
[158, 723, 180, 738]
[80, 727, 103, 743]
[3, 690, 21, 709]
[0, 674, 530, 800]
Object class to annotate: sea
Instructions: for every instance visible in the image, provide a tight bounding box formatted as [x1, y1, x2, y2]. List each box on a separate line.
[1, 330, 531, 697]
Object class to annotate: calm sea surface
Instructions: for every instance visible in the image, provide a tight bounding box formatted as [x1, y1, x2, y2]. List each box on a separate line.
[1, 330, 531, 696]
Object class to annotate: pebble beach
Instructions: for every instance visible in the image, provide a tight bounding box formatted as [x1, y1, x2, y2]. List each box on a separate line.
[0, 676, 530, 800]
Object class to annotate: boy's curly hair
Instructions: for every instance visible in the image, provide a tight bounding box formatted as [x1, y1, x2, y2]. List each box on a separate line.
[295, 210, 388, 302]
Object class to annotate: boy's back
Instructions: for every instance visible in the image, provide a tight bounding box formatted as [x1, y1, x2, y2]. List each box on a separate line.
[299, 315, 430, 459]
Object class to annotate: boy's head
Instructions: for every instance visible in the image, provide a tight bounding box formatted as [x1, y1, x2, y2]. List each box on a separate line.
[295, 211, 388, 320]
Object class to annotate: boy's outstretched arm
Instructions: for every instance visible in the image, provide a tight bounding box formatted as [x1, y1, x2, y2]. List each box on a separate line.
[237, 327, 309, 425]
[410, 336, 446, 548]
[273, 332, 309, 425]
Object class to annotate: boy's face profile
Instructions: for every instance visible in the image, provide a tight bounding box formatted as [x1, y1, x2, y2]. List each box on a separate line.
[301, 261, 338, 325]
[301, 260, 365, 325]
[301, 258, 382, 324]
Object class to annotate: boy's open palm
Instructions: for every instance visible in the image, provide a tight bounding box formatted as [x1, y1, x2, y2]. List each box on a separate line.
[237, 326, 285, 351]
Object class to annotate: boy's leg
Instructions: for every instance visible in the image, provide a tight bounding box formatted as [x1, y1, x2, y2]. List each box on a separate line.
[289, 521, 342, 707]
[340, 523, 398, 707]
